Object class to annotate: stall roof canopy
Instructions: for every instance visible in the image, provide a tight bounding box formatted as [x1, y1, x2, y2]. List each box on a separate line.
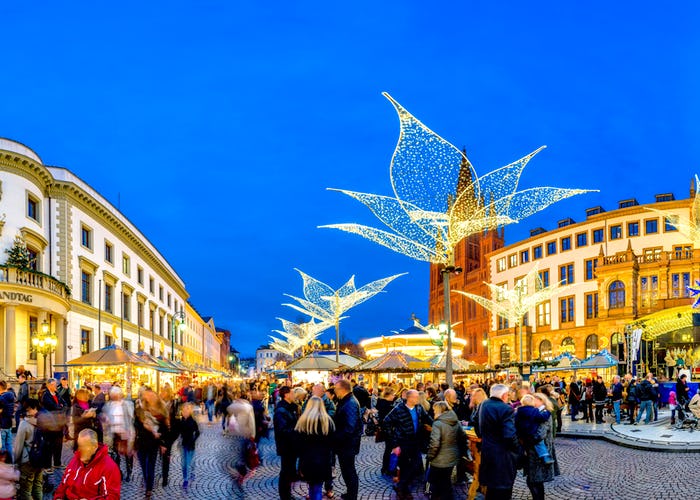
[532, 352, 581, 373]
[286, 353, 347, 371]
[426, 352, 480, 372]
[580, 349, 619, 369]
[67, 345, 156, 367]
[136, 352, 180, 373]
[355, 350, 424, 372]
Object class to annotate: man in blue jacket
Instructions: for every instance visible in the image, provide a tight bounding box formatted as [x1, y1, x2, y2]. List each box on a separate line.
[0, 381, 16, 461]
[475, 384, 521, 500]
[383, 389, 432, 499]
[333, 379, 362, 500]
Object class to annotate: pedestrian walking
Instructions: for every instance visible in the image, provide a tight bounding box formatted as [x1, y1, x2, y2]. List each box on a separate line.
[296, 396, 335, 500]
[333, 379, 363, 500]
[70, 388, 97, 452]
[13, 398, 44, 500]
[134, 389, 169, 499]
[174, 402, 200, 490]
[39, 378, 65, 470]
[228, 392, 256, 480]
[426, 401, 465, 500]
[14, 374, 29, 431]
[376, 387, 396, 475]
[103, 386, 135, 482]
[274, 386, 299, 500]
[517, 393, 559, 500]
[0, 381, 15, 462]
[475, 383, 521, 500]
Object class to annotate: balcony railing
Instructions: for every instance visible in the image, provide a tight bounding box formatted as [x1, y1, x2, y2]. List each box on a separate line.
[0, 265, 71, 299]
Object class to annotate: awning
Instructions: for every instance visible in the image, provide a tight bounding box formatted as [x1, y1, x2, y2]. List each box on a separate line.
[579, 349, 619, 369]
[286, 353, 347, 371]
[532, 352, 581, 373]
[66, 345, 156, 367]
[354, 350, 423, 372]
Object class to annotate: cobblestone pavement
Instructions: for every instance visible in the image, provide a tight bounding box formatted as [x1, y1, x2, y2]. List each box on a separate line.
[41, 417, 700, 499]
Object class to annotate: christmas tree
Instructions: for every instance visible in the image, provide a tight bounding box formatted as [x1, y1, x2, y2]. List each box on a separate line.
[5, 234, 31, 268]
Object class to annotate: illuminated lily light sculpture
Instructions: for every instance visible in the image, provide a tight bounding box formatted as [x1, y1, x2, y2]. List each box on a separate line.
[269, 317, 334, 357]
[454, 264, 575, 369]
[321, 93, 596, 385]
[282, 269, 406, 362]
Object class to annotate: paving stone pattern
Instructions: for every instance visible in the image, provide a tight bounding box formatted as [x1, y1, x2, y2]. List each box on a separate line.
[42, 417, 700, 499]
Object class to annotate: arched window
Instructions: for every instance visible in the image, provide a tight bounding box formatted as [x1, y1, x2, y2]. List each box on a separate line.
[539, 339, 553, 360]
[585, 334, 599, 357]
[611, 332, 625, 360]
[609, 281, 625, 309]
[500, 344, 511, 364]
[561, 337, 575, 354]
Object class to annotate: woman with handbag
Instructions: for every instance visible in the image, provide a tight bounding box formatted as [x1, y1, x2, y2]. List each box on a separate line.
[375, 387, 396, 475]
[295, 396, 335, 500]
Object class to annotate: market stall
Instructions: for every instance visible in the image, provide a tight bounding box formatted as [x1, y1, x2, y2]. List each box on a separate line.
[578, 349, 619, 381]
[136, 351, 181, 392]
[65, 345, 158, 398]
[531, 352, 581, 378]
[351, 350, 427, 387]
[285, 352, 347, 385]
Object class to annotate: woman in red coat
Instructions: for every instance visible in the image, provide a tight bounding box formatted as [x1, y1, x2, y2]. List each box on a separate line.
[54, 429, 120, 500]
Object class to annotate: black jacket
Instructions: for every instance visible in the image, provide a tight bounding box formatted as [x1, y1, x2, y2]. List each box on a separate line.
[592, 381, 607, 402]
[176, 415, 200, 450]
[0, 391, 15, 429]
[17, 382, 29, 405]
[383, 400, 432, 452]
[637, 379, 653, 401]
[677, 379, 691, 403]
[333, 393, 363, 456]
[298, 427, 334, 483]
[273, 399, 299, 457]
[353, 385, 371, 410]
[40, 390, 64, 413]
[475, 397, 520, 490]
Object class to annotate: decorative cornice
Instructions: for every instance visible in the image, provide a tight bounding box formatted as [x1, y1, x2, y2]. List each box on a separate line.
[77, 255, 99, 274]
[0, 154, 53, 192]
[19, 226, 49, 250]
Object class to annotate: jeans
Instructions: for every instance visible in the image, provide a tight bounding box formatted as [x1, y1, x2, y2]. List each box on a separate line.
[429, 465, 454, 500]
[205, 400, 215, 422]
[569, 402, 578, 420]
[337, 452, 359, 500]
[18, 462, 43, 500]
[0, 428, 12, 463]
[594, 402, 605, 423]
[137, 447, 159, 493]
[308, 482, 323, 500]
[182, 447, 195, 482]
[636, 400, 653, 424]
[613, 400, 621, 424]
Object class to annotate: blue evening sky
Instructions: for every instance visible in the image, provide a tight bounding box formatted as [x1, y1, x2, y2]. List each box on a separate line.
[3, 3, 700, 356]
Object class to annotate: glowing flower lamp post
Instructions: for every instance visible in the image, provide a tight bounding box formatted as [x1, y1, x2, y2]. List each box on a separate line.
[281, 269, 405, 362]
[455, 265, 574, 373]
[32, 319, 58, 379]
[322, 93, 595, 386]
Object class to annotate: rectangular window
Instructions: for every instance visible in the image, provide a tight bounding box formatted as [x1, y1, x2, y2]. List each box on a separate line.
[159, 316, 165, 337]
[104, 334, 113, 347]
[640, 275, 658, 307]
[673, 245, 693, 260]
[81, 271, 92, 304]
[593, 228, 604, 243]
[585, 293, 599, 319]
[538, 270, 550, 289]
[149, 277, 155, 294]
[585, 258, 597, 281]
[671, 272, 691, 298]
[546, 241, 557, 256]
[664, 216, 678, 232]
[29, 316, 38, 360]
[123, 339, 131, 352]
[80, 328, 91, 354]
[610, 225, 622, 240]
[159, 285, 164, 301]
[627, 222, 640, 237]
[559, 264, 574, 285]
[81, 225, 92, 249]
[27, 195, 40, 222]
[104, 242, 113, 264]
[560, 296, 575, 323]
[104, 283, 113, 313]
[496, 257, 506, 272]
[149, 309, 154, 331]
[645, 219, 659, 234]
[167, 293, 172, 308]
[138, 302, 144, 327]
[122, 254, 130, 276]
[533, 245, 543, 260]
[508, 253, 518, 268]
[576, 232, 587, 248]
[537, 302, 551, 326]
[137, 266, 144, 285]
[561, 236, 571, 252]
[27, 248, 39, 271]
[497, 315, 509, 330]
[123, 292, 131, 322]
[520, 250, 530, 264]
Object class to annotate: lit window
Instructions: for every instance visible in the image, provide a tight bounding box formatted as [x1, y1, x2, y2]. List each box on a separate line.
[508, 254, 518, 268]
[122, 254, 130, 276]
[539, 340, 552, 360]
[585, 334, 599, 357]
[537, 302, 551, 326]
[610, 225, 622, 240]
[520, 250, 529, 263]
[496, 257, 506, 272]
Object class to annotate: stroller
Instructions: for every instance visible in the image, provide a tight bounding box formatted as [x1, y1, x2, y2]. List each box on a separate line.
[674, 400, 699, 432]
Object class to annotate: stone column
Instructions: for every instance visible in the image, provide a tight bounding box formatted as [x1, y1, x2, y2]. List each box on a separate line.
[55, 315, 66, 366]
[0, 306, 5, 376]
[5, 305, 16, 377]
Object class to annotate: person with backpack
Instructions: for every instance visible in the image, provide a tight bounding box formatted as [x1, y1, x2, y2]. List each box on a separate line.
[13, 398, 45, 500]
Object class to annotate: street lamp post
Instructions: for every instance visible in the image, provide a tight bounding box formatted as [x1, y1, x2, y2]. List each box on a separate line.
[171, 310, 186, 361]
[32, 319, 57, 379]
[441, 263, 462, 388]
[482, 338, 489, 367]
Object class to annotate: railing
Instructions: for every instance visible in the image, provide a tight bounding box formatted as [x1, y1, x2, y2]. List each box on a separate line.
[0, 265, 70, 299]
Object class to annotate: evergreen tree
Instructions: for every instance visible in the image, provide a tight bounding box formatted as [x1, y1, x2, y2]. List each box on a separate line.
[5, 234, 31, 268]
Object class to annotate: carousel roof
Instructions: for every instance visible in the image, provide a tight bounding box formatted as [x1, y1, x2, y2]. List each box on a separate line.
[580, 349, 619, 369]
[355, 350, 424, 372]
[67, 345, 156, 367]
[286, 353, 347, 371]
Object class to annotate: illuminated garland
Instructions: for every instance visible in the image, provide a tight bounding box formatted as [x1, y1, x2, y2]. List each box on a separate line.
[321, 93, 596, 266]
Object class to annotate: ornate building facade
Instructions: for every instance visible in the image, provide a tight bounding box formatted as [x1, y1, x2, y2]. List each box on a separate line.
[0, 138, 221, 377]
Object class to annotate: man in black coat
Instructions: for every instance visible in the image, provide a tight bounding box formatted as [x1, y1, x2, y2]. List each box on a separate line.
[383, 389, 432, 499]
[40, 378, 65, 469]
[475, 384, 520, 500]
[333, 379, 363, 500]
[352, 380, 371, 411]
[14, 373, 29, 430]
[273, 386, 299, 500]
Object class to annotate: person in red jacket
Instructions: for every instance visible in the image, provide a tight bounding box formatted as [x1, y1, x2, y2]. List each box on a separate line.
[54, 428, 120, 500]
